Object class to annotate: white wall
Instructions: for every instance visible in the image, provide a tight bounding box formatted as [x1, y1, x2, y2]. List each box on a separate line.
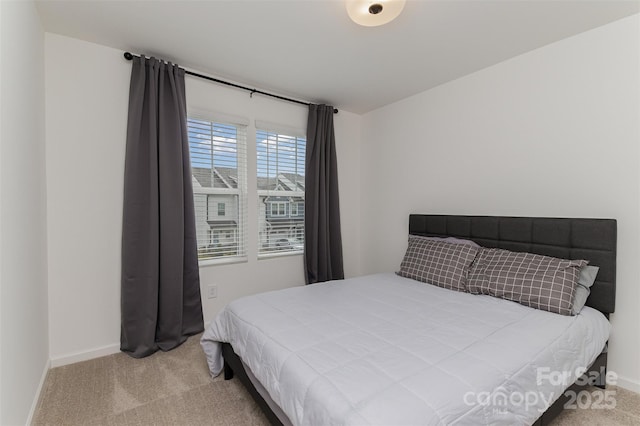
[45, 34, 129, 364]
[360, 15, 640, 392]
[45, 33, 362, 363]
[0, 0, 49, 424]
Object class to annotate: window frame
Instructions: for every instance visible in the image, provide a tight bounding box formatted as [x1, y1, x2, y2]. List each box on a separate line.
[188, 114, 248, 265]
[256, 127, 306, 258]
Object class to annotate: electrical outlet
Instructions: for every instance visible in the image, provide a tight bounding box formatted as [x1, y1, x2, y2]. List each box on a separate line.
[207, 285, 217, 299]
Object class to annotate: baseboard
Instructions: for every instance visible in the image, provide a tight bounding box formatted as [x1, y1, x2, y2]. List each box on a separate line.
[26, 358, 50, 425]
[50, 343, 120, 368]
[616, 375, 640, 394]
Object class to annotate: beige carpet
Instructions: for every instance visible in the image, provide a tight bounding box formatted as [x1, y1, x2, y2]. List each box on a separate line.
[33, 334, 640, 425]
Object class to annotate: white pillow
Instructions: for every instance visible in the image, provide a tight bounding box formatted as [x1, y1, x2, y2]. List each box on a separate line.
[572, 265, 599, 315]
[420, 236, 480, 248]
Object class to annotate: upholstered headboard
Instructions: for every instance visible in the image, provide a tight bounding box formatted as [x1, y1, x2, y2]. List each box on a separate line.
[408, 215, 617, 314]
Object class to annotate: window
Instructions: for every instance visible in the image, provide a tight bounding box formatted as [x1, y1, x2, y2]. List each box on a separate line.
[269, 202, 287, 217]
[188, 118, 247, 261]
[257, 129, 306, 255]
[291, 202, 304, 217]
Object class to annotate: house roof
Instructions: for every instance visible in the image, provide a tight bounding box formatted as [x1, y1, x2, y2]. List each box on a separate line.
[192, 167, 238, 189]
[279, 173, 305, 191]
[257, 173, 304, 191]
[193, 167, 304, 192]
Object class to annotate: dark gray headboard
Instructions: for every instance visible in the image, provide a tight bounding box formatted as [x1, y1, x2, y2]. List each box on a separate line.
[409, 214, 617, 314]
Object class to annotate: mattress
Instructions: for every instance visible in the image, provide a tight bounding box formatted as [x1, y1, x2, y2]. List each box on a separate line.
[201, 273, 610, 425]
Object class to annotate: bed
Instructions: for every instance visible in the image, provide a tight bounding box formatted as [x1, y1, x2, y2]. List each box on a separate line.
[201, 214, 617, 425]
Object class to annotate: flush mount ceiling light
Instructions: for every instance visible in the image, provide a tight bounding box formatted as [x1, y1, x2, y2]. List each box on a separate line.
[346, 0, 406, 27]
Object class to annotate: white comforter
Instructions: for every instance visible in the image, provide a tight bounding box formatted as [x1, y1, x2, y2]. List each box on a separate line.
[201, 273, 610, 425]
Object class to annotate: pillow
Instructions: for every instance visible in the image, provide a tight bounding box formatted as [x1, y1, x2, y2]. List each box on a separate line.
[397, 235, 479, 292]
[467, 248, 588, 315]
[420, 236, 480, 248]
[572, 265, 599, 315]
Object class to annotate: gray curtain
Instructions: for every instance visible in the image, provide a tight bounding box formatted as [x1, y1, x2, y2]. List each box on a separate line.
[121, 56, 203, 358]
[304, 104, 344, 284]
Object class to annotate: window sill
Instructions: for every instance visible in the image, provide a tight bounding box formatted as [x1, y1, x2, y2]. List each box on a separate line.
[198, 256, 248, 268]
[258, 251, 303, 260]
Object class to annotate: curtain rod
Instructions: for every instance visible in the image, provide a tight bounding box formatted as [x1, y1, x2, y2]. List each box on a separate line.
[123, 52, 338, 114]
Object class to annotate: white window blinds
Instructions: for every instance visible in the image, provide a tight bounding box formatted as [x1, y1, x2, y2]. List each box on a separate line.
[188, 117, 247, 262]
[256, 129, 306, 256]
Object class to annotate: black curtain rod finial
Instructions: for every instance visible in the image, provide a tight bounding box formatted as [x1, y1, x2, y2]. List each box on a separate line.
[124, 51, 134, 60]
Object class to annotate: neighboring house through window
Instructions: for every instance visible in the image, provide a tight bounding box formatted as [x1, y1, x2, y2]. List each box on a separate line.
[257, 128, 306, 255]
[188, 117, 247, 261]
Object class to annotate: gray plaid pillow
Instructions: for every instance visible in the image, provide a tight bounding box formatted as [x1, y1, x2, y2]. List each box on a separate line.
[467, 248, 587, 315]
[397, 235, 479, 292]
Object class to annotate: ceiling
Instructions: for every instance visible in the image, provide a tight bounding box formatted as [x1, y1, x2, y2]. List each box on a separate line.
[36, 0, 639, 114]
